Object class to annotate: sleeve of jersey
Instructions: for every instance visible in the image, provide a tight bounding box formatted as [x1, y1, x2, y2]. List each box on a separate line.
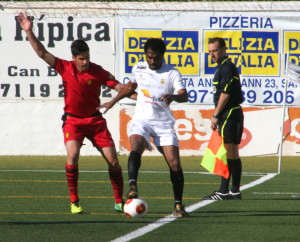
[220, 65, 235, 95]
[171, 70, 185, 92]
[102, 69, 120, 88]
[130, 65, 137, 83]
[53, 57, 67, 75]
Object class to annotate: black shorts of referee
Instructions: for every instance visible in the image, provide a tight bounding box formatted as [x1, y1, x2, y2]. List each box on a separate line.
[218, 106, 244, 144]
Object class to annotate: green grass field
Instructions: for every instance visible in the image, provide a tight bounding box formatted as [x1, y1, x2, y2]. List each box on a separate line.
[1, 155, 300, 242]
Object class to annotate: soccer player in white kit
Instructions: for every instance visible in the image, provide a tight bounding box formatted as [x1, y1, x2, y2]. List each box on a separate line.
[100, 38, 189, 217]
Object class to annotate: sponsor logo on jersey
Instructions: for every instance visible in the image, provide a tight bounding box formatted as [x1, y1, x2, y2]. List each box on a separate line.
[87, 80, 93, 86]
[141, 89, 151, 98]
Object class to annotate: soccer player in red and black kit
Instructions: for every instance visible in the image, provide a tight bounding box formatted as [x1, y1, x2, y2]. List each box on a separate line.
[18, 12, 135, 213]
[203, 37, 244, 200]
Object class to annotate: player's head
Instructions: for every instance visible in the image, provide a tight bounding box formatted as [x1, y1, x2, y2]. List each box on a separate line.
[144, 38, 166, 70]
[71, 39, 90, 72]
[208, 37, 226, 64]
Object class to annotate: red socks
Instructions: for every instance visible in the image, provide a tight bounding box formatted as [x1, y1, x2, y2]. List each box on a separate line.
[65, 163, 79, 203]
[65, 164, 124, 204]
[109, 167, 124, 204]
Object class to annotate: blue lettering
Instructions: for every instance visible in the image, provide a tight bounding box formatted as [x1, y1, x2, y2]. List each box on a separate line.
[187, 78, 194, 87]
[265, 56, 274, 67]
[209, 16, 273, 29]
[241, 78, 262, 87]
[210, 17, 218, 28]
[241, 17, 248, 28]
[223, 17, 230, 28]
[232, 17, 239, 28]
[185, 55, 194, 67]
[289, 39, 299, 51]
[129, 37, 138, 49]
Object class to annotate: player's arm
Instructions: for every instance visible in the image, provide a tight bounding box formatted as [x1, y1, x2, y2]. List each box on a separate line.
[211, 93, 230, 130]
[160, 70, 188, 105]
[99, 81, 138, 113]
[113, 83, 137, 100]
[18, 12, 55, 67]
[211, 65, 233, 130]
[160, 88, 188, 106]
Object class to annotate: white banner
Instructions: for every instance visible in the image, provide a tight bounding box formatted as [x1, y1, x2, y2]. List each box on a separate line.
[0, 13, 116, 101]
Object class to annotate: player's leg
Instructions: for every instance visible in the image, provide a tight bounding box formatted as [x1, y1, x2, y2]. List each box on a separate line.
[204, 107, 243, 200]
[226, 144, 242, 199]
[65, 140, 83, 214]
[158, 145, 189, 217]
[97, 146, 125, 212]
[90, 116, 125, 212]
[204, 109, 233, 200]
[127, 120, 151, 198]
[127, 134, 147, 198]
[63, 116, 86, 213]
[227, 108, 243, 199]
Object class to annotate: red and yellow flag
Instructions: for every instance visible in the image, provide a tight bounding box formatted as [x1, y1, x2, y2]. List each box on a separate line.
[201, 130, 229, 179]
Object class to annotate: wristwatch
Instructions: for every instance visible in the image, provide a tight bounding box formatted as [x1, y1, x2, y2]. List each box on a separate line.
[212, 114, 218, 119]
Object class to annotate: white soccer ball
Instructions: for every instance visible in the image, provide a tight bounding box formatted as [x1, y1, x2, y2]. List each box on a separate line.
[124, 198, 148, 218]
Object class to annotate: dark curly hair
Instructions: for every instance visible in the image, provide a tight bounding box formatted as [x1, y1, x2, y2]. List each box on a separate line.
[144, 38, 166, 55]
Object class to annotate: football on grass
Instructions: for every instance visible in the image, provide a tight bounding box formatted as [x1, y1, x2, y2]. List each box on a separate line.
[124, 198, 148, 218]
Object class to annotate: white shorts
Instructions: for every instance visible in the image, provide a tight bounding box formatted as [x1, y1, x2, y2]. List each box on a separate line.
[129, 119, 178, 151]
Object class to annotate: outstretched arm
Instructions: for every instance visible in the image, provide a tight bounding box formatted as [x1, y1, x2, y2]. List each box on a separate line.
[18, 12, 56, 67]
[98, 81, 138, 114]
[113, 83, 137, 100]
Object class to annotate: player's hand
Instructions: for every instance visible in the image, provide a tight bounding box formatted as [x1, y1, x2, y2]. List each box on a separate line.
[160, 94, 173, 106]
[97, 101, 114, 114]
[18, 12, 32, 32]
[210, 116, 218, 130]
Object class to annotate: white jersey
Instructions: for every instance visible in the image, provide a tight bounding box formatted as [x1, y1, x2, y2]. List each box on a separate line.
[131, 61, 185, 124]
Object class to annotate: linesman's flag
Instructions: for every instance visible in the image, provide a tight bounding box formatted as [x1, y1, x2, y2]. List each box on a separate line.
[286, 62, 300, 84]
[201, 130, 229, 179]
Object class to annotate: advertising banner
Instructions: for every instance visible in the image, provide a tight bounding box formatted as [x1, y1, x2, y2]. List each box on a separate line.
[118, 106, 285, 156]
[116, 13, 300, 106]
[115, 12, 300, 156]
[0, 12, 118, 155]
[0, 13, 116, 101]
[1, 8, 300, 156]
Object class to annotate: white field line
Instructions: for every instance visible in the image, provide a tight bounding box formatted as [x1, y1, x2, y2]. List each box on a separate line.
[253, 192, 300, 195]
[0, 170, 266, 176]
[111, 173, 277, 242]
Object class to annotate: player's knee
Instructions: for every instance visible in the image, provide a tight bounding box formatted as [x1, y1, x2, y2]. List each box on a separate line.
[108, 158, 120, 168]
[168, 160, 181, 171]
[67, 153, 79, 165]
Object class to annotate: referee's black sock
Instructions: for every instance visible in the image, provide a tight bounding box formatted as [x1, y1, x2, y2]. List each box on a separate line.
[229, 158, 242, 193]
[219, 159, 232, 193]
[219, 176, 230, 194]
[170, 168, 184, 205]
[128, 151, 141, 187]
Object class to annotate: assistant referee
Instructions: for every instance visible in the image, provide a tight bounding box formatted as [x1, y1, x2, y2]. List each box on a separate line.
[204, 37, 244, 200]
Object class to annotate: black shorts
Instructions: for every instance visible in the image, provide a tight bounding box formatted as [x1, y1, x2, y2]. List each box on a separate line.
[218, 106, 244, 144]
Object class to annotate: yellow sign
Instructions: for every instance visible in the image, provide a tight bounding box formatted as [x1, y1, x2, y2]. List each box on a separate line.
[124, 29, 199, 75]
